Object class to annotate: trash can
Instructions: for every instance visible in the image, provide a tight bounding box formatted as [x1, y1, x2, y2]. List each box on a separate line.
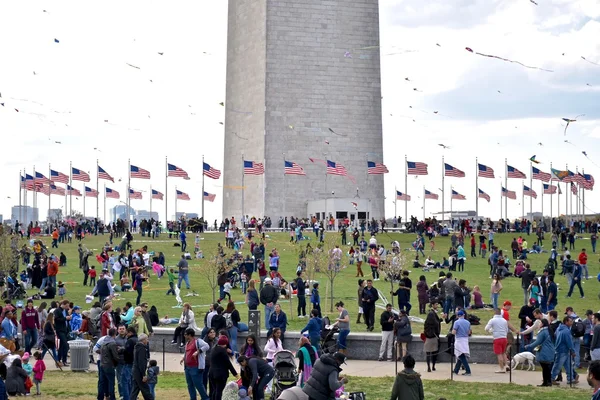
[68, 339, 90, 371]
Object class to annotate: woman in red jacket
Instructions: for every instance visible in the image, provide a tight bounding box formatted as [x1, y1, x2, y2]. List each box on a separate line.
[100, 302, 115, 337]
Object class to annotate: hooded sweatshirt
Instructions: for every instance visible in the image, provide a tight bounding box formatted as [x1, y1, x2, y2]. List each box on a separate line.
[391, 368, 424, 400]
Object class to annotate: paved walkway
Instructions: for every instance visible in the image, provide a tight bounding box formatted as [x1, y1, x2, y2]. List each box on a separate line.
[46, 352, 587, 389]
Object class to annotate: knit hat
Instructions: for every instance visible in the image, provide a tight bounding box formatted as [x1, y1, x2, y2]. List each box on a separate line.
[22, 352, 30, 361]
[503, 300, 512, 307]
[217, 336, 229, 346]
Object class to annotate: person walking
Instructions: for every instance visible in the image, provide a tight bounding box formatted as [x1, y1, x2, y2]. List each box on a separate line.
[452, 310, 472, 376]
[378, 304, 395, 362]
[485, 308, 517, 373]
[180, 230, 187, 252]
[177, 255, 191, 290]
[520, 264, 536, 306]
[394, 309, 412, 361]
[551, 317, 579, 385]
[20, 299, 40, 354]
[130, 333, 153, 400]
[525, 319, 555, 386]
[332, 302, 350, 356]
[361, 280, 379, 332]
[180, 328, 210, 400]
[259, 278, 278, 330]
[53, 300, 71, 366]
[121, 326, 137, 400]
[100, 328, 119, 400]
[590, 313, 600, 361]
[390, 355, 424, 400]
[566, 261, 585, 299]
[356, 279, 365, 324]
[578, 248, 588, 280]
[208, 336, 239, 400]
[423, 301, 441, 372]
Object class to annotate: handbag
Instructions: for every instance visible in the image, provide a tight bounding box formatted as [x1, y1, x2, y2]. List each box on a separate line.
[25, 376, 33, 391]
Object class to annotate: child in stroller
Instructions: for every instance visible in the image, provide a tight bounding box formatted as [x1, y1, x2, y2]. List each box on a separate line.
[269, 350, 299, 399]
[2, 274, 27, 300]
[320, 316, 339, 355]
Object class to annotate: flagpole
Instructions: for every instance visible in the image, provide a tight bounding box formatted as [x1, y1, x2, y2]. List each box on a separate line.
[103, 183, 106, 224]
[150, 184, 153, 217]
[96, 160, 100, 220]
[282, 153, 286, 228]
[475, 158, 479, 224]
[175, 185, 178, 220]
[165, 156, 168, 224]
[241, 153, 245, 221]
[422, 186, 425, 221]
[504, 158, 508, 221]
[441, 156, 445, 224]
[127, 159, 131, 229]
[19, 171, 22, 228]
[499, 182, 502, 221]
[33, 165, 37, 221]
[48, 163, 51, 222]
[450, 185, 453, 222]
[83, 182, 86, 218]
[201, 155, 205, 222]
[550, 162, 554, 222]
[404, 155, 408, 224]
[69, 161, 73, 217]
[582, 168, 586, 219]
[394, 186, 397, 220]
[529, 162, 533, 221]
[522, 181, 525, 219]
[24, 169, 28, 228]
[565, 163, 569, 220]
[541, 180, 544, 225]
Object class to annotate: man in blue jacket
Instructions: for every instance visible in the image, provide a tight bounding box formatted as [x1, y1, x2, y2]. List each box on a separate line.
[567, 262, 585, 299]
[301, 309, 322, 348]
[551, 316, 579, 384]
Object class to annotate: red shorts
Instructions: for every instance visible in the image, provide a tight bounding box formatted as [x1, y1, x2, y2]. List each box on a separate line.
[493, 338, 508, 355]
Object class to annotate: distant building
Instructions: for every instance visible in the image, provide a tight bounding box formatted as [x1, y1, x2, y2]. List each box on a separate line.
[110, 205, 136, 222]
[11, 206, 39, 226]
[136, 210, 159, 221]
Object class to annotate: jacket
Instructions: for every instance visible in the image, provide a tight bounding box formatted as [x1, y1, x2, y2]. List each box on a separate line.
[147, 366, 159, 384]
[100, 337, 120, 368]
[424, 310, 441, 339]
[133, 341, 148, 377]
[394, 316, 412, 337]
[361, 286, 379, 308]
[380, 311, 395, 331]
[124, 334, 138, 365]
[247, 290, 260, 309]
[20, 307, 39, 330]
[53, 307, 68, 334]
[443, 279, 458, 300]
[130, 315, 149, 336]
[572, 263, 582, 279]
[247, 358, 274, 387]
[259, 284, 279, 306]
[70, 313, 83, 332]
[5, 365, 27, 395]
[269, 311, 288, 332]
[554, 324, 575, 354]
[390, 369, 424, 400]
[121, 307, 134, 325]
[142, 311, 154, 334]
[194, 338, 210, 370]
[302, 354, 343, 400]
[525, 327, 554, 363]
[301, 317, 322, 339]
[208, 346, 237, 380]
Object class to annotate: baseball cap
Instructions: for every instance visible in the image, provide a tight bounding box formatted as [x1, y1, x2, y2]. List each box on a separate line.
[22, 352, 30, 361]
[264, 278, 272, 283]
[73, 306, 81, 311]
[529, 298, 537, 305]
[503, 300, 512, 307]
[333, 352, 347, 365]
[565, 306, 574, 314]
[457, 310, 465, 317]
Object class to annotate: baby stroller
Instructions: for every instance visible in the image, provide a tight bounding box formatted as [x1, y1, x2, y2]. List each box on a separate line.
[2, 275, 27, 300]
[320, 316, 339, 355]
[270, 350, 299, 399]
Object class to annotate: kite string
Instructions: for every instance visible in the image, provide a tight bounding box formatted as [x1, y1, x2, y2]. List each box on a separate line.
[474, 51, 554, 72]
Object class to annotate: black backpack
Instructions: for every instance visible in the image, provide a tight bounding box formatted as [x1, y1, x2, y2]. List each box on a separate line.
[572, 319, 586, 338]
[467, 314, 481, 325]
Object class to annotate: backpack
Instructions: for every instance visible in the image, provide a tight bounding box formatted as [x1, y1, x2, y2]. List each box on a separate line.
[572, 319, 585, 338]
[88, 313, 101, 337]
[223, 313, 233, 329]
[467, 314, 481, 325]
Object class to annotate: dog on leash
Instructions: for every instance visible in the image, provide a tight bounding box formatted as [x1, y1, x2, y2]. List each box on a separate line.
[511, 351, 536, 371]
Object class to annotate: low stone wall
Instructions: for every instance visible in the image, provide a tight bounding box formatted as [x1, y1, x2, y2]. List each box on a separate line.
[147, 327, 552, 364]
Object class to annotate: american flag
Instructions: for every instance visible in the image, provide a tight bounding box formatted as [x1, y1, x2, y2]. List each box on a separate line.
[130, 165, 151, 179]
[367, 161, 389, 175]
[543, 184, 557, 194]
[564, 170, 576, 183]
[502, 187, 516, 199]
[583, 173, 595, 190]
[478, 189, 490, 202]
[444, 163, 465, 178]
[129, 188, 143, 199]
[396, 191, 411, 201]
[106, 187, 120, 199]
[21, 175, 39, 190]
[168, 163, 190, 179]
[284, 161, 306, 175]
[203, 191, 216, 202]
[40, 184, 65, 196]
[98, 166, 114, 182]
[203, 162, 221, 179]
[85, 186, 99, 198]
[532, 167, 551, 182]
[244, 160, 264, 175]
[424, 189, 439, 200]
[71, 167, 90, 182]
[574, 173, 587, 187]
[326, 160, 347, 177]
[507, 165, 526, 179]
[176, 190, 190, 200]
[451, 190, 466, 200]
[35, 172, 53, 184]
[50, 169, 69, 184]
[478, 164, 495, 178]
[65, 185, 82, 196]
[151, 189, 164, 200]
[571, 182, 578, 195]
[407, 161, 428, 175]
[523, 185, 537, 199]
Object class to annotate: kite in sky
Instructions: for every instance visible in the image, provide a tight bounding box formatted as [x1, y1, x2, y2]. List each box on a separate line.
[562, 114, 584, 135]
[465, 47, 553, 72]
[54, 38, 59, 43]
[581, 56, 599, 66]
[529, 155, 541, 164]
[530, 0, 538, 4]
[438, 144, 450, 149]
[126, 63, 140, 69]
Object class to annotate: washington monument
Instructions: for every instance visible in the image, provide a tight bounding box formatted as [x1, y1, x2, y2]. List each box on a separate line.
[222, 0, 385, 221]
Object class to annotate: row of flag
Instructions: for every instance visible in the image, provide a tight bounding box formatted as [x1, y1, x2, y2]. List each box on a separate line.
[395, 182, 579, 203]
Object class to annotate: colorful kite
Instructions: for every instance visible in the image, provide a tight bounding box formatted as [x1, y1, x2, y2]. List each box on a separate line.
[529, 155, 541, 164]
[562, 114, 584, 135]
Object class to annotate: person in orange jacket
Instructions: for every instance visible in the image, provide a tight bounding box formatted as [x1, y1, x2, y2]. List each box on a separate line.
[51, 229, 59, 249]
[47, 257, 59, 289]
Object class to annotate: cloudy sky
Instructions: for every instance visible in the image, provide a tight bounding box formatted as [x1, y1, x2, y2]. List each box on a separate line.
[0, 0, 599, 223]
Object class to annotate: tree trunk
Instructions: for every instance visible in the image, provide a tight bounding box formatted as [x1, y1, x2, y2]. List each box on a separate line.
[329, 277, 335, 312]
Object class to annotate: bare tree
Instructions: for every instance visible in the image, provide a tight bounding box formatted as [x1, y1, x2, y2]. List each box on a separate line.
[380, 251, 407, 308]
[0, 227, 18, 278]
[317, 235, 345, 312]
[203, 252, 224, 303]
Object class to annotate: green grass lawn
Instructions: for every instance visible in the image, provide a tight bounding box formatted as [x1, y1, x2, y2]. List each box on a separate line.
[20, 230, 599, 335]
[37, 371, 591, 399]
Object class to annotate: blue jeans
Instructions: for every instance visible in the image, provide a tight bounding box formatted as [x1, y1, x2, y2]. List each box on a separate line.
[136, 287, 143, 305]
[184, 366, 209, 400]
[116, 364, 124, 399]
[228, 326, 238, 353]
[491, 293, 499, 310]
[443, 297, 454, 315]
[264, 304, 275, 330]
[49, 275, 57, 289]
[121, 364, 132, 400]
[454, 354, 471, 374]
[148, 383, 155, 398]
[551, 352, 576, 382]
[181, 240, 187, 252]
[97, 362, 105, 400]
[40, 277, 48, 291]
[24, 328, 38, 353]
[338, 329, 350, 350]
[102, 367, 116, 400]
[573, 338, 581, 368]
[539, 296, 547, 313]
[178, 273, 190, 289]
